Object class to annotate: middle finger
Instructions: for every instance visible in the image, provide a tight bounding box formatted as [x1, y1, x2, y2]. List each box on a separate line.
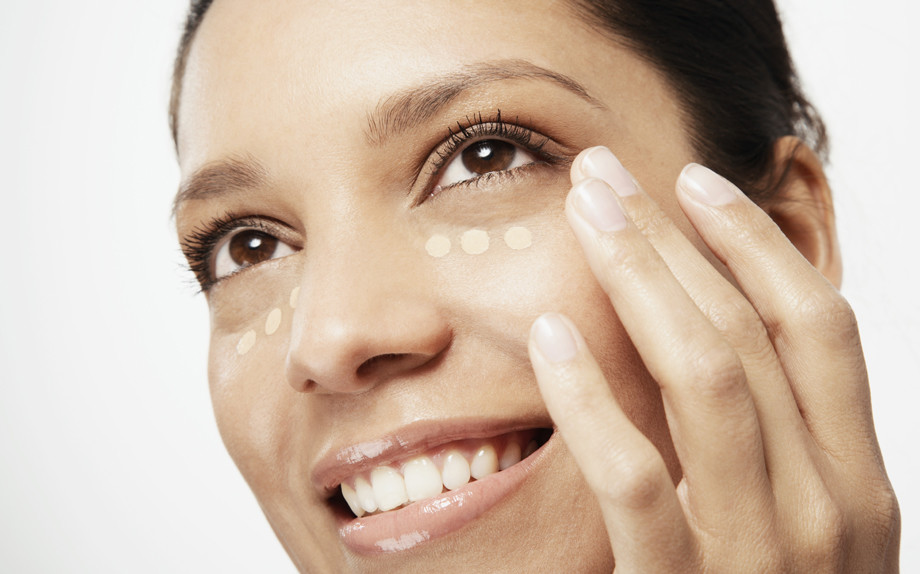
[565, 175, 771, 519]
[573, 148, 813, 481]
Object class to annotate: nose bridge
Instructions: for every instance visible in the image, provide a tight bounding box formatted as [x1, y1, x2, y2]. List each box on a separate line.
[285, 216, 450, 394]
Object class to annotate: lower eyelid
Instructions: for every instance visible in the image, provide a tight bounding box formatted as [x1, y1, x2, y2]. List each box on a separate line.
[438, 160, 550, 195]
[212, 228, 299, 281]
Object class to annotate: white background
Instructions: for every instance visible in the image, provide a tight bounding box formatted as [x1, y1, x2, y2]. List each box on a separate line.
[1, 1, 916, 572]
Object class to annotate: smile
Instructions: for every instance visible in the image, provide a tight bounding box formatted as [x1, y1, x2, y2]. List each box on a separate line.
[339, 429, 548, 517]
[319, 423, 554, 554]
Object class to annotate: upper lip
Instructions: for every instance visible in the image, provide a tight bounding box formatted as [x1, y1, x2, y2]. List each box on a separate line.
[311, 416, 552, 499]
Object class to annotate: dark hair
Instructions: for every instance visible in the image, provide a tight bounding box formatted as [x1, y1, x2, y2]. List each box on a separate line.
[169, 0, 827, 202]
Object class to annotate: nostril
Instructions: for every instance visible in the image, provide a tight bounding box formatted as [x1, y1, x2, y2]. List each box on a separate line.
[356, 353, 406, 378]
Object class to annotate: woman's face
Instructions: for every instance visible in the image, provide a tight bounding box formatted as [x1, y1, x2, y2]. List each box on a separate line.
[175, 0, 707, 570]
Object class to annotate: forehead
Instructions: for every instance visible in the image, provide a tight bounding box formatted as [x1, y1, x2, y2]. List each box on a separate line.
[176, 0, 634, 168]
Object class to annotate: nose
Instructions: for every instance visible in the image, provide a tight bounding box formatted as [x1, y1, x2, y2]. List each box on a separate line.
[284, 243, 452, 394]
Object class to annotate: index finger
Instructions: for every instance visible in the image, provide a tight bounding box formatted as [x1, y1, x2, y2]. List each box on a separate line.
[528, 313, 697, 573]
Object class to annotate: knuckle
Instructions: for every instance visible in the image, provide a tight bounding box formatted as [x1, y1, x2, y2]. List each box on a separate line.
[705, 296, 758, 335]
[705, 297, 773, 355]
[795, 490, 849, 568]
[871, 484, 901, 542]
[816, 501, 848, 549]
[600, 233, 654, 276]
[627, 199, 673, 240]
[790, 289, 858, 339]
[726, 205, 777, 251]
[595, 449, 668, 511]
[745, 541, 786, 573]
[684, 343, 747, 401]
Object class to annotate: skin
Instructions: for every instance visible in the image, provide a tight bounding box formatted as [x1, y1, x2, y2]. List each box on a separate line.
[173, 0, 900, 572]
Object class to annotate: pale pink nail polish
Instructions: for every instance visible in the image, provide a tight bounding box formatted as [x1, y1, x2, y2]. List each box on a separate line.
[582, 146, 638, 196]
[679, 164, 739, 206]
[532, 314, 578, 363]
[572, 179, 628, 232]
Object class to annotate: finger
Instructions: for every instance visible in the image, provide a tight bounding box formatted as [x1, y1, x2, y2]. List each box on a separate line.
[573, 147, 812, 478]
[674, 164, 873, 458]
[529, 313, 697, 573]
[565, 177, 772, 518]
[572, 147, 779, 379]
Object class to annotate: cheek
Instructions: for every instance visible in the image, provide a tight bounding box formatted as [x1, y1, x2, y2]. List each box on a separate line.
[431, 205, 679, 478]
[206, 275, 302, 489]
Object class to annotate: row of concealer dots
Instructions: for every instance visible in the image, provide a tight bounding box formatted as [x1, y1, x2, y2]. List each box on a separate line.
[237, 286, 301, 356]
[426, 226, 532, 258]
[238, 226, 533, 355]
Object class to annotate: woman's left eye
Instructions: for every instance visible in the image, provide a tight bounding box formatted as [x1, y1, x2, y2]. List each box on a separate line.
[436, 139, 537, 189]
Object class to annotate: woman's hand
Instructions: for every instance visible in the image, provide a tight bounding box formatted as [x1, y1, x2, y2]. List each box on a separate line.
[527, 146, 900, 572]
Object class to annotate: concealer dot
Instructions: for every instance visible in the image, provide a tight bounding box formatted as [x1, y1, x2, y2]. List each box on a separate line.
[237, 330, 257, 356]
[425, 235, 451, 258]
[461, 229, 489, 255]
[289, 287, 300, 309]
[265, 308, 282, 336]
[504, 226, 532, 250]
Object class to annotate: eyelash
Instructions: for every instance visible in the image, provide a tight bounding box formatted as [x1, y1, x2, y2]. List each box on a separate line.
[423, 110, 562, 198]
[180, 213, 275, 293]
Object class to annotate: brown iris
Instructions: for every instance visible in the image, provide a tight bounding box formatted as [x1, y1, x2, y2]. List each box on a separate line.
[461, 140, 516, 175]
[227, 230, 278, 268]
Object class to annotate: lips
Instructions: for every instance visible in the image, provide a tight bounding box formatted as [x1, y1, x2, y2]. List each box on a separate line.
[340, 429, 543, 517]
[313, 421, 554, 554]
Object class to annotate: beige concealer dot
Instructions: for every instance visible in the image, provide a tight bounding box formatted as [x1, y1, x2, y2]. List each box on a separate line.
[460, 229, 489, 255]
[504, 226, 532, 250]
[289, 287, 300, 309]
[265, 308, 282, 336]
[425, 235, 451, 258]
[237, 330, 257, 356]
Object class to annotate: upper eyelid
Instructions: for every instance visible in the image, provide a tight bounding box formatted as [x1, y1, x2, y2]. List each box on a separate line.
[184, 216, 296, 254]
[222, 219, 296, 243]
[224, 217, 301, 246]
[436, 123, 544, 164]
[426, 118, 546, 171]
[413, 115, 560, 202]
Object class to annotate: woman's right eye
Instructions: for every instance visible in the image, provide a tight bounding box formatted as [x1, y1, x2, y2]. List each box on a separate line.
[213, 227, 296, 280]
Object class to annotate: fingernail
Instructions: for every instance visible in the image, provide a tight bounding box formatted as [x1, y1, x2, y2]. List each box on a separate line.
[581, 147, 638, 196]
[532, 314, 578, 363]
[571, 179, 627, 232]
[679, 164, 739, 206]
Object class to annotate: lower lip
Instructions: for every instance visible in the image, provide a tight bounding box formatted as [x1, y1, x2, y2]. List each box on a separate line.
[337, 432, 554, 554]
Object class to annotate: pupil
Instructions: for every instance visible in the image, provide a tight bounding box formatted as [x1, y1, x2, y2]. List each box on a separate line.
[229, 230, 278, 267]
[461, 140, 515, 175]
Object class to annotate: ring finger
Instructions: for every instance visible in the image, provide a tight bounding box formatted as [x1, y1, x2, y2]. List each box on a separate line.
[573, 147, 813, 489]
[564, 175, 771, 520]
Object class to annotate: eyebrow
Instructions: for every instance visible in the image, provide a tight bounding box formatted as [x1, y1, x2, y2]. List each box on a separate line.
[174, 60, 603, 213]
[173, 155, 268, 216]
[364, 58, 606, 146]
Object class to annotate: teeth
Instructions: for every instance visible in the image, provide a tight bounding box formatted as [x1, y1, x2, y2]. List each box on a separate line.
[355, 476, 378, 514]
[371, 466, 409, 512]
[523, 440, 539, 458]
[441, 450, 472, 490]
[340, 435, 547, 517]
[403, 457, 443, 502]
[500, 442, 522, 470]
[341, 482, 364, 517]
[470, 445, 499, 480]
